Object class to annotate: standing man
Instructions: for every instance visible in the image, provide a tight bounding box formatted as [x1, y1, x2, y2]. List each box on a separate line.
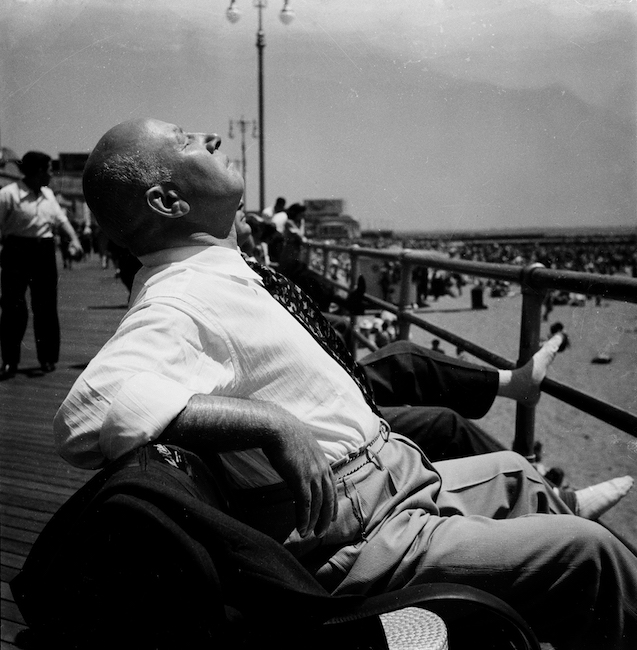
[0, 151, 82, 378]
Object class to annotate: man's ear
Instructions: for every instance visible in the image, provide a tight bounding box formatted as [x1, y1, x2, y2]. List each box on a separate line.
[145, 186, 190, 219]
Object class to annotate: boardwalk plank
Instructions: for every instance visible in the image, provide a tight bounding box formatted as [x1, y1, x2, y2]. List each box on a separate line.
[2, 526, 39, 546]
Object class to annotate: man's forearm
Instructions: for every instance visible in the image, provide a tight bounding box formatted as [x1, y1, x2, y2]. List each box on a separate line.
[61, 222, 81, 247]
[158, 394, 297, 454]
[157, 393, 337, 538]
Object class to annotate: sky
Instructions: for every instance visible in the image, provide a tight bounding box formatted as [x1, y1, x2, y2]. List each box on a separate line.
[1, 0, 636, 233]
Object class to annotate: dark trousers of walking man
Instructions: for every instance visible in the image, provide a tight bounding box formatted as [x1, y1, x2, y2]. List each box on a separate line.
[1, 236, 60, 371]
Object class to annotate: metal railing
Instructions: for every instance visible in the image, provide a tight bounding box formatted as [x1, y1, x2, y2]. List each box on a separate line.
[301, 241, 637, 460]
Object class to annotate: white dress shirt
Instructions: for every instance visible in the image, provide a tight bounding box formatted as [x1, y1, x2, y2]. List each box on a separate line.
[54, 245, 379, 487]
[0, 180, 69, 239]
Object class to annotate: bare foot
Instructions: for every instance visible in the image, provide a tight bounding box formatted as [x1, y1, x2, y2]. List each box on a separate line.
[575, 476, 634, 520]
[498, 332, 567, 404]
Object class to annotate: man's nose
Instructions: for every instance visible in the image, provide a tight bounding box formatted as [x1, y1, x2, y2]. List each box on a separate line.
[195, 133, 221, 152]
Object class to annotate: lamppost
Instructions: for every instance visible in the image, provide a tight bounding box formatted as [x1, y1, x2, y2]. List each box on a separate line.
[229, 116, 257, 202]
[226, 0, 295, 214]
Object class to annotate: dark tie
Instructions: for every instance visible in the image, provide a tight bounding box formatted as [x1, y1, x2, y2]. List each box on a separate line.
[245, 258, 381, 416]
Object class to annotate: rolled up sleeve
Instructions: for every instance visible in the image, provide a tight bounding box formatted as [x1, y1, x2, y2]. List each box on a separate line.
[54, 275, 236, 470]
[99, 371, 195, 461]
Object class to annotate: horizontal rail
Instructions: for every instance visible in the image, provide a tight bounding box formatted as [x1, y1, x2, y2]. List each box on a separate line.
[524, 267, 637, 304]
[303, 240, 637, 442]
[360, 294, 637, 438]
[308, 244, 637, 303]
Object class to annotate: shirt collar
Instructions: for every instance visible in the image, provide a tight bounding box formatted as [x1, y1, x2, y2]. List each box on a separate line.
[16, 179, 45, 199]
[138, 245, 261, 282]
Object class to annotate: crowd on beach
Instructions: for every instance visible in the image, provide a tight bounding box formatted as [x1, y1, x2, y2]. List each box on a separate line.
[338, 233, 637, 312]
[354, 233, 637, 277]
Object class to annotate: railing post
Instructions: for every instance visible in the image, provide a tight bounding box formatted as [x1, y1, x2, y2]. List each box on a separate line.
[513, 263, 546, 460]
[397, 253, 413, 341]
[301, 240, 311, 267]
[322, 246, 330, 279]
[349, 245, 361, 356]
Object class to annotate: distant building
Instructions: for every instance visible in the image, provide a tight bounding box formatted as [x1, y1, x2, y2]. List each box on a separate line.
[0, 147, 21, 188]
[50, 153, 89, 200]
[49, 153, 91, 227]
[303, 198, 360, 239]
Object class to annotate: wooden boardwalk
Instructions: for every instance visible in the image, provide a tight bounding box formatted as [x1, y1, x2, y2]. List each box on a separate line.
[1, 256, 129, 649]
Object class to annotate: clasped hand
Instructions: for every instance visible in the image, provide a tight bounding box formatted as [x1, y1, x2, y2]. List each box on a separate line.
[263, 425, 338, 539]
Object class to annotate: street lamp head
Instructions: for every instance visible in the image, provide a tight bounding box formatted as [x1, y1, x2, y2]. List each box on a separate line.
[279, 1, 295, 25]
[226, 0, 241, 23]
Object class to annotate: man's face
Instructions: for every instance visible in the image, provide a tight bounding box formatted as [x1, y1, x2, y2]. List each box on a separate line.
[31, 162, 52, 189]
[234, 201, 252, 247]
[144, 119, 244, 231]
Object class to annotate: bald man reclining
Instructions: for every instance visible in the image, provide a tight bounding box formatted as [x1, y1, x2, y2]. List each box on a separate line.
[54, 118, 637, 649]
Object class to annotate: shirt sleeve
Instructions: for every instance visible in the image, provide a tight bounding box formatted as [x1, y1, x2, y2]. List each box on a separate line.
[99, 371, 195, 461]
[53, 292, 234, 469]
[54, 295, 234, 469]
[53, 371, 195, 469]
[43, 188, 69, 226]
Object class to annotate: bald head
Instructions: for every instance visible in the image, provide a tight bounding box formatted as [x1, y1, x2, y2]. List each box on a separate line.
[83, 119, 173, 254]
[83, 118, 244, 256]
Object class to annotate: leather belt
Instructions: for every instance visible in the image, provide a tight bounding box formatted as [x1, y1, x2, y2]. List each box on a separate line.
[331, 419, 391, 479]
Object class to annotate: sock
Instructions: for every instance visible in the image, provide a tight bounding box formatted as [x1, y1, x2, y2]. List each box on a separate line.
[575, 476, 634, 520]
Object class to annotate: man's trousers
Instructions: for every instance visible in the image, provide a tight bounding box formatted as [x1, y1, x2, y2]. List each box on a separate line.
[292, 438, 637, 650]
[0, 236, 60, 368]
[359, 340, 499, 418]
[359, 341, 506, 460]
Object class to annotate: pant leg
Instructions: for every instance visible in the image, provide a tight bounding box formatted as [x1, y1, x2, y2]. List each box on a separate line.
[0, 238, 31, 367]
[379, 405, 506, 461]
[405, 511, 637, 650]
[312, 442, 637, 649]
[432, 450, 573, 517]
[359, 340, 499, 418]
[29, 239, 60, 365]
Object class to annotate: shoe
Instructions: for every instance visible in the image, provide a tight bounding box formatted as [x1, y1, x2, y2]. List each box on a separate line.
[1, 363, 17, 379]
[40, 362, 56, 373]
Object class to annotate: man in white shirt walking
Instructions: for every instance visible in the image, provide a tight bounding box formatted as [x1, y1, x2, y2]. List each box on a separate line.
[0, 151, 82, 377]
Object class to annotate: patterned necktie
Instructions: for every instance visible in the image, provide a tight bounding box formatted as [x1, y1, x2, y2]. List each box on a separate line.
[245, 258, 381, 417]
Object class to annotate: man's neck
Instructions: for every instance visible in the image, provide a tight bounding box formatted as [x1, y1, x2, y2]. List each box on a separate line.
[133, 226, 237, 257]
[23, 178, 43, 195]
[188, 232, 237, 250]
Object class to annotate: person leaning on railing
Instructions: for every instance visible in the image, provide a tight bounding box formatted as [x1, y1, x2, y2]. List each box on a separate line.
[54, 118, 637, 650]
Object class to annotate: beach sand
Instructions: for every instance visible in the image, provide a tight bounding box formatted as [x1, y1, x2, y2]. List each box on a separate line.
[399, 285, 637, 544]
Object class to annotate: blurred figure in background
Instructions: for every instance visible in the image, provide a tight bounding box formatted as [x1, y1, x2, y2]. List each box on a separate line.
[262, 196, 288, 234]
